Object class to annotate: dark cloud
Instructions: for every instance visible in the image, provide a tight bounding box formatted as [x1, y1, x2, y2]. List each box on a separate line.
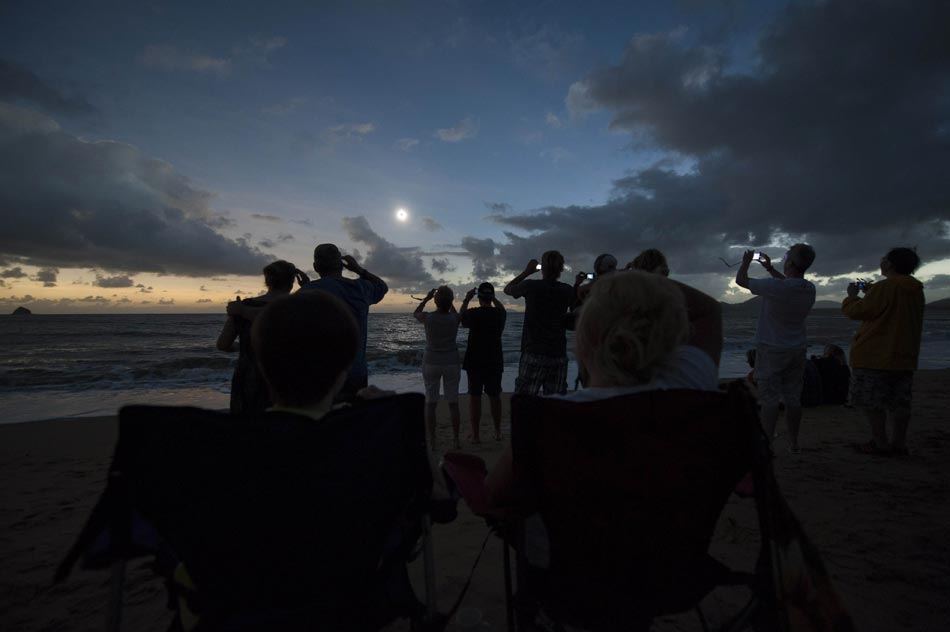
[430, 258, 453, 274]
[196, 298, 213, 303]
[460, 236, 501, 280]
[1, 266, 28, 278]
[923, 274, 950, 297]
[0, 104, 273, 276]
[421, 216, 442, 232]
[341, 215, 436, 292]
[258, 238, 276, 249]
[199, 285, 210, 292]
[277, 233, 294, 242]
[250, 213, 284, 222]
[485, 201, 512, 214]
[0, 59, 95, 116]
[136, 284, 153, 293]
[34, 267, 58, 286]
[95, 274, 134, 288]
[158, 298, 175, 305]
[484, 0, 950, 279]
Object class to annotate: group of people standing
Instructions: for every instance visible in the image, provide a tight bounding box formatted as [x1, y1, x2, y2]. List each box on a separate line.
[218, 240, 927, 456]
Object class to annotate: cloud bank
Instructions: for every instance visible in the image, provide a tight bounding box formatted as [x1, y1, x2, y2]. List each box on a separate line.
[476, 1, 950, 278]
[0, 103, 272, 277]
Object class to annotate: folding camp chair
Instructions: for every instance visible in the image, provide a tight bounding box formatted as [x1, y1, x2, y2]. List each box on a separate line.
[500, 382, 770, 632]
[56, 393, 442, 632]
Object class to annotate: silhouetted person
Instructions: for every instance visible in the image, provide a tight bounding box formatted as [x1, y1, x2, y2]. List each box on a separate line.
[504, 251, 576, 395]
[298, 244, 388, 401]
[573, 253, 619, 388]
[217, 260, 308, 413]
[414, 286, 462, 450]
[843, 247, 925, 455]
[626, 248, 670, 276]
[736, 244, 816, 452]
[460, 282, 506, 442]
[811, 344, 851, 405]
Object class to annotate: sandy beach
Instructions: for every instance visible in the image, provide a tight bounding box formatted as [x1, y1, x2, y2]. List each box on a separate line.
[2, 371, 950, 631]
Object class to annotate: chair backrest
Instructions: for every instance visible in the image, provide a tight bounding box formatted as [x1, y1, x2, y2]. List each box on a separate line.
[106, 393, 430, 629]
[510, 385, 756, 605]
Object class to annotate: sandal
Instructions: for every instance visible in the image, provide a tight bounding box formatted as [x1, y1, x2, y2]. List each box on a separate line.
[852, 440, 892, 456]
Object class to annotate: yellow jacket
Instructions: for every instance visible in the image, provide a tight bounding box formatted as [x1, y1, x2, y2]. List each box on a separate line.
[841, 275, 925, 370]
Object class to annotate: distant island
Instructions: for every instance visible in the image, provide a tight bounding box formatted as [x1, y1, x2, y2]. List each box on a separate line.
[12, 306, 32, 315]
[721, 295, 950, 314]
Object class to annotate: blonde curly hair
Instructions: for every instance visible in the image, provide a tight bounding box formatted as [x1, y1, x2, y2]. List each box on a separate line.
[574, 271, 688, 386]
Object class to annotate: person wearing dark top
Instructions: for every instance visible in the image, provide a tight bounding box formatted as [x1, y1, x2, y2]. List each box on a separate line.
[460, 282, 507, 442]
[812, 344, 851, 405]
[504, 250, 576, 395]
[216, 260, 309, 413]
[297, 243, 388, 401]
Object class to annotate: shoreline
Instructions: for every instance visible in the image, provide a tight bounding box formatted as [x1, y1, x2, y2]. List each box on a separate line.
[2, 370, 950, 630]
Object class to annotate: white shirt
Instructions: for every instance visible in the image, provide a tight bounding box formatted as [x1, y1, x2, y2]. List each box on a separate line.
[556, 345, 719, 401]
[747, 277, 816, 348]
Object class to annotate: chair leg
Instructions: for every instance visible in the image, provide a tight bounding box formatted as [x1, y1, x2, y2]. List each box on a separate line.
[695, 606, 710, 632]
[105, 560, 126, 632]
[421, 514, 438, 623]
[503, 541, 515, 632]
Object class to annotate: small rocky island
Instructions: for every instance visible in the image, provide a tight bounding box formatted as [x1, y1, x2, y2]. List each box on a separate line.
[12, 306, 32, 315]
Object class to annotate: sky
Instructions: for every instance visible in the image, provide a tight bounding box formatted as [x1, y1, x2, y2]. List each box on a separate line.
[1, 0, 948, 313]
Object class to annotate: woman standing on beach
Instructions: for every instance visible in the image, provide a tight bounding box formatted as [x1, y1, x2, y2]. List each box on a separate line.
[414, 286, 462, 449]
[216, 260, 309, 414]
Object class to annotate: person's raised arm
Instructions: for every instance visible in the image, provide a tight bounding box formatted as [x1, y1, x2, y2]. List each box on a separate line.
[492, 296, 506, 314]
[459, 288, 476, 325]
[842, 282, 886, 321]
[344, 255, 389, 301]
[414, 288, 435, 323]
[504, 259, 539, 297]
[735, 250, 754, 289]
[672, 280, 723, 367]
[757, 253, 785, 280]
[216, 316, 238, 352]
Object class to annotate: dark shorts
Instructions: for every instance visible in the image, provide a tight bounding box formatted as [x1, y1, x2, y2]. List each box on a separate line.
[850, 368, 914, 412]
[466, 368, 502, 397]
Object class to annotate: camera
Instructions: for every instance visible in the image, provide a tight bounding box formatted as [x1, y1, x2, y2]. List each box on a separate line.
[856, 281, 866, 291]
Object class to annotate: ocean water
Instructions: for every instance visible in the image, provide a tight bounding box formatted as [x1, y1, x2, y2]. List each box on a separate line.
[1, 310, 949, 424]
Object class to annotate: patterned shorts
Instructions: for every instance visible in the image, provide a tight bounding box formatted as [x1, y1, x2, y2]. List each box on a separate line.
[849, 368, 914, 412]
[515, 353, 568, 396]
[753, 344, 806, 407]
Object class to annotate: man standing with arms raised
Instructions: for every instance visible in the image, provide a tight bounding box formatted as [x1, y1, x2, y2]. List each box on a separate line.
[298, 243, 388, 401]
[504, 251, 576, 396]
[736, 244, 816, 452]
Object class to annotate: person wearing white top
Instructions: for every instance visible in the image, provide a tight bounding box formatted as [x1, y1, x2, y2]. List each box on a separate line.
[735, 244, 817, 452]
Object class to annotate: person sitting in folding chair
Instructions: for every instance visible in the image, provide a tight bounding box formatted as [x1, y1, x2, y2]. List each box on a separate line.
[487, 270, 723, 507]
[57, 291, 448, 632]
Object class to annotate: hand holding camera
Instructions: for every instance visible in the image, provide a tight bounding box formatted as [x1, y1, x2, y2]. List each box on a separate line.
[525, 259, 540, 274]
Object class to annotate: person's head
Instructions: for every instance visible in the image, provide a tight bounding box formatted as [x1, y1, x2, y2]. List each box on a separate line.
[252, 291, 358, 407]
[593, 253, 618, 276]
[746, 348, 757, 369]
[434, 285, 454, 312]
[574, 271, 688, 387]
[823, 344, 846, 365]
[476, 282, 495, 306]
[262, 260, 297, 293]
[313, 243, 343, 277]
[882, 247, 920, 276]
[783, 243, 815, 277]
[626, 249, 670, 277]
[540, 250, 565, 280]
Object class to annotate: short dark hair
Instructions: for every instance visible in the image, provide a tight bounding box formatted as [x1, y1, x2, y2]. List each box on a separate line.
[313, 243, 343, 276]
[541, 250, 564, 278]
[252, 292, 358, 407]
[787, 243, 815, 273]
[263, 260, 296, 292]
[885, 247, 920, 275]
